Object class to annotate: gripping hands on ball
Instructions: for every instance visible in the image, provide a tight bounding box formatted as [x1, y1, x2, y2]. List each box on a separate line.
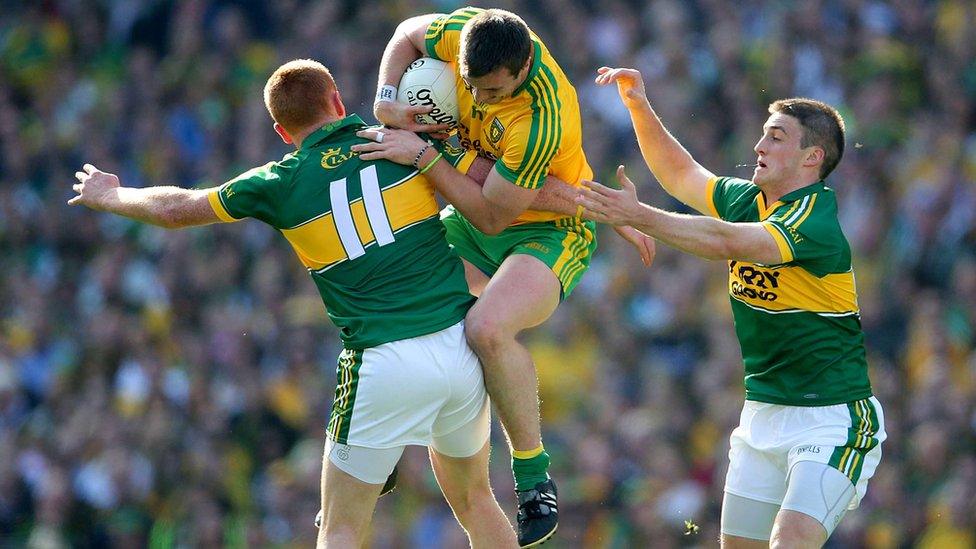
[352, 128, 432, 168]
[374, 101, 453, 135]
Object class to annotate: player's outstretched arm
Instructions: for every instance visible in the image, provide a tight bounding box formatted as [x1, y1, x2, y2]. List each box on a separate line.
[374, 15, 452, 134]
[352, 128, 529, 235]
[69, 164, 219, 228]
[596, 67, 716, 215]
[532, 179, 655, 266]
[578, 165, 781, 264]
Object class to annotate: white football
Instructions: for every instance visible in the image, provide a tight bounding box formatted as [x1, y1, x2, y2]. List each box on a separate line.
[397, 57, 459, 127]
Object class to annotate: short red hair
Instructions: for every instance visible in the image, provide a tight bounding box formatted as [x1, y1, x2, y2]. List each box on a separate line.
[263, 59, 336, 134]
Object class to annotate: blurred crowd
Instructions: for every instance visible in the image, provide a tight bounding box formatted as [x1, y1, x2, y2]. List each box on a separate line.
[1, 0, 974, 547]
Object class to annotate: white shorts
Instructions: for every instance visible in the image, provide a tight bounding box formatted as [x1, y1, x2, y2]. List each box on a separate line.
[325, 320, 490, 483]
[724, 396, 886, 511]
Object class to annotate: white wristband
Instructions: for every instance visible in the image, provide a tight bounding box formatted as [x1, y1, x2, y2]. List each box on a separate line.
[375, 84, 398, 104]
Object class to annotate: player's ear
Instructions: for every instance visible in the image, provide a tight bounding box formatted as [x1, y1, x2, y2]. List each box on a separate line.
[804, 146, 825, 168]
[519, 48, 532, 78]
[274, 122, 294, 145]
[331, 90, 346, 118]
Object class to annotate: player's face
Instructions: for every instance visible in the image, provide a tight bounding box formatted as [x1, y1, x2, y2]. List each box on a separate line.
[461, 64, 527, 105]
[752, 113, 811, 187]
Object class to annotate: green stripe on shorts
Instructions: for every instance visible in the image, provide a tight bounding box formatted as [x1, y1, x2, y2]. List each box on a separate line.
[828, 398, 879, 482]
[327, 348, 364, 444]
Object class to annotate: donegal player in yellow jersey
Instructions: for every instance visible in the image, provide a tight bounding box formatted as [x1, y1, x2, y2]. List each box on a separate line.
[360, 8, 653, 546]
[69, 59, 517, 548]
[577, 67, 886, 548]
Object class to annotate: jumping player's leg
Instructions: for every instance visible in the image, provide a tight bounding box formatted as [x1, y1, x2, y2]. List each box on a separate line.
[462, 259, 491, 296]
[464, 254, 561, 474]
[464, 254, 561, 547]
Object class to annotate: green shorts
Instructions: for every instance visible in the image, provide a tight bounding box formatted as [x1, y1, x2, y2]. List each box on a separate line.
[440, 206, 597, 299]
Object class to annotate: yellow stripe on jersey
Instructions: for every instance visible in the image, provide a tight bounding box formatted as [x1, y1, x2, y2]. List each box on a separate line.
[349, 200, 377, 248]
[383, 174, 439, 230]
[445, 8, 480, 28]
[704, 176, 720, 218]
[755, 191, 785, 219]
[770, 194, 817, 258]
[728, 261, 859, 315]
[281, 214, 346, 270]
[208, 187, 240, 222]
[768, 196, 803, 222]
[789, 194, 818, 229]
[514, 71, 561, 189]
[426, 8, 483, 60]
[280, 174, 439, 271]
[762, 222, 794, 263]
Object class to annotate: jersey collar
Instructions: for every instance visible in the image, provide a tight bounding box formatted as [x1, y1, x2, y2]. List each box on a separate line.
[301, 114, 368, 149]
[780, 180, 826, 202]
[756, 180, 824, 219]
[511, 39, 543, 98]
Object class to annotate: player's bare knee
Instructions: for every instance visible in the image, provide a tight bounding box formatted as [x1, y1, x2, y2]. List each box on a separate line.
[769, 512, 825, 549]
[463, 312, 507, 355]
[448, 481, 494, 519]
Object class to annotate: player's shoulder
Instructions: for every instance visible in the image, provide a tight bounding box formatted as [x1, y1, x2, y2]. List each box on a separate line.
[714, 176, 760, 200]
[516, 39, 574, 106]
[427, 6, 484, 38]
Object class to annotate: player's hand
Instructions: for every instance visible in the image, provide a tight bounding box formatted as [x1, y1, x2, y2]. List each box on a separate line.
[374, 100, 453, 135]
[595, 67, 648, 109]
[577, 165, 645, 226]
[352, 127, 431, 167]
[613, 225, 656, 267]
[68, 164, 120, 210]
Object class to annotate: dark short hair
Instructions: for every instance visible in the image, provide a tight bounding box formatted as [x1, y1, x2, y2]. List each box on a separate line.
[459, 9, 531, 78]
[263, 59, 336, 133]
[769, 98, 846, 179]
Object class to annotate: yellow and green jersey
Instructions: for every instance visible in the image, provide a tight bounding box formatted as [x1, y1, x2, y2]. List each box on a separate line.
[208, 114, 475, 348]
[425, 6, 592, 224]
[707, 176, 873, 406]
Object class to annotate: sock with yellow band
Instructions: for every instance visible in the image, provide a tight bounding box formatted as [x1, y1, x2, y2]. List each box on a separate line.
[512, 445, 550, 491]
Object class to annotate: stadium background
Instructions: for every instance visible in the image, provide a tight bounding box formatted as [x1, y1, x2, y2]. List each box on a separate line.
[1, 0, 974, 547]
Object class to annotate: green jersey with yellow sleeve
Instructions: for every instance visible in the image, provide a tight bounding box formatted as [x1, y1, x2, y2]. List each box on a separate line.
[424, 6, 592, 225]
[207, 115, 475, 349]
[706, 176, 873, 406]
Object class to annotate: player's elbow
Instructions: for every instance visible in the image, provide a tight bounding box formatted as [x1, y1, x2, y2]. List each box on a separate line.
[472, 217, 506, 236]
[703, 233, 739, 261]
[156, 205, 191, 229]
[153, 211, 181, 229]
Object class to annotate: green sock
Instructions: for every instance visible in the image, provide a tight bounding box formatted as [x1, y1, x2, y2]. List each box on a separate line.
[512, 448, 550, 491]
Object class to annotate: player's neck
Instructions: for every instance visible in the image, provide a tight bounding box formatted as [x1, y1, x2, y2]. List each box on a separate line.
[759, 175, 819, 204]
[293, 114, 343, 148]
